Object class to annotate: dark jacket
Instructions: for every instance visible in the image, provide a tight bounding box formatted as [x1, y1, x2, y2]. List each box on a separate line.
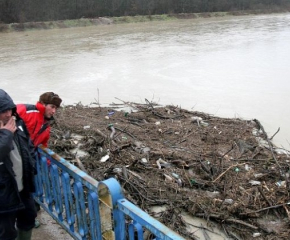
[0, 89, 36, 213]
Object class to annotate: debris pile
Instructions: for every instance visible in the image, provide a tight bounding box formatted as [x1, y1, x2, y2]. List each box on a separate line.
[49, 99, 290, 240]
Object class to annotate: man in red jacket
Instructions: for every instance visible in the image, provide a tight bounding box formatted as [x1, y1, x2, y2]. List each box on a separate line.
[17, 92, 62, 148]
[17, 92, 62, 228]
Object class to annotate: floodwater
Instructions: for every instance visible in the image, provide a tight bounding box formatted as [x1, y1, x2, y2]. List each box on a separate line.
[0, 13, 290, 149]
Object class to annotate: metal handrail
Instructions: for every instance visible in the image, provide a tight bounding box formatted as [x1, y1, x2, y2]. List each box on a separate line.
[34, 145, 184, 240]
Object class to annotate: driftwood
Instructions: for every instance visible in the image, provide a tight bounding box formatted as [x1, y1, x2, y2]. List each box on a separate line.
[50, 102, 290, 240]
[195, 213, 259, 230]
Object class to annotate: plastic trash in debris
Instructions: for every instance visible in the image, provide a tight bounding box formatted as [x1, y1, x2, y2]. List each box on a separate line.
[190, 179, 196, 185]
[133, 141, 151, 154]
[113, 168, 122, 173]
[276, 180, 286, 187]
[100, 155, 110, 162]
[191, 116, 203, 125]
[155, 121, 161, 125]
[254, 173, 264, 178]
[252, 128, 259, 136]
[206, 191, 220, 198]
[223, 199, 234, 205]
[275, 181, 281, 187]
[164, 174, 173, 182]
[108, 124, 116, 139]
[142, 147, 151, 154]
[171, 173, 179, 179]
[253, 233, 261, 238]
[200, 121, 209, 127]
[108, 111, 115, 116]
[234, 167, 240, 172]
[160, 163, 171, 168]
[249, 180, 261, 186]
[124, 112, 129, 117]
[141, 158, 148, 163]
[156, 158, 168, 169]
[105, 116, 110, 119]
[83, 125, 90, 129]
[133, 141, 146, 148]
[245, 164, 251, 171]
[176, 178, 182, 186]
[191, 116, 208, 127]
[274, 148, 290, 155]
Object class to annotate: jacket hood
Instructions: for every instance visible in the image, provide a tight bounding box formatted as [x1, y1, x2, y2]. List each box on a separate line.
[0, 89, 16, 114]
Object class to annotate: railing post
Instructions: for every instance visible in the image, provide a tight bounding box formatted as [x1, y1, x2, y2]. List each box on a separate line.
[98, 178, 126, 240]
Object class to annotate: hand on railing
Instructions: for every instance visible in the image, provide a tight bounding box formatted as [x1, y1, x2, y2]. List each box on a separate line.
[46, 159, 51, 167]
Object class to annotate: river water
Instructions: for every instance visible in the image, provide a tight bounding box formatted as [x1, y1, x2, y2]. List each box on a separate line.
[1, 13, 290, 149]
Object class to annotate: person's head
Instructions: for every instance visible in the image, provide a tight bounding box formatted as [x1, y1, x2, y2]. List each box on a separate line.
[39, 92, 62, 119]
[0, 89, 16, 125]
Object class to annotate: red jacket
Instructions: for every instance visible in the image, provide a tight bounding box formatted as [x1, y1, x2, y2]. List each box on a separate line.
[17, 102, 51, 147]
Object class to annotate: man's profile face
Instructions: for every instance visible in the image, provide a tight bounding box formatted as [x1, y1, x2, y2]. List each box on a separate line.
[44, 104, 57, 119]
[0, 109, 12, 125]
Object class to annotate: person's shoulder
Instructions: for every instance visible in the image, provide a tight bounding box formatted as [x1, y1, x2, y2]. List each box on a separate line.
[25, 104, 37, 111]
[17, 104, 37, 112]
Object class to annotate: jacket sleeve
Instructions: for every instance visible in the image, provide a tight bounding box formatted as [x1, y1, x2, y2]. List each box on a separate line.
[0, 129, 13, 162]
[16, 104, 25, 119]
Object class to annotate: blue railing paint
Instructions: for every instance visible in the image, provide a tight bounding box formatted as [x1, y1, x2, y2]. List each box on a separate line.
[34, 145, 185, 240]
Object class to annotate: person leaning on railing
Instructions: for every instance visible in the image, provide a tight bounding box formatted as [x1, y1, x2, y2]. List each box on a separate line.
[0, 89, 37, 240]
[17, 92, 62, 228]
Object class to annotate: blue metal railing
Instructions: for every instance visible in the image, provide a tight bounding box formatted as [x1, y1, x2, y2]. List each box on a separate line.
[34, 146, 185, 240]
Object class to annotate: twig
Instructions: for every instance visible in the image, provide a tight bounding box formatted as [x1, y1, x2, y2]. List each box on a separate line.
[120, 176, 167, 204]
[253, 119, 283, 175]
[185, 222, 217, 234]
[195, 213, 258, 230]
[114, 97, 139, 110]
[111, 143, 131, 153]
[114, 126, 136, 139]
[257, 186, 280, 218]
[95, 128, 107, 138]
[221, 144, 235, 158]
[269, 127, 280, 140]
[122, 166, 128, 180]
[240, 202, 290, 215]
[283, 205, 290, 220]
[212, 163, 244, 183]
[145, 98, 183, 119]
[201, 223, 211, 240]
[75, 156, 86, 172]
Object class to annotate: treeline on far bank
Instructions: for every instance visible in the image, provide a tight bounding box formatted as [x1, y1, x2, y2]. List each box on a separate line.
[1, 0, 290, 24]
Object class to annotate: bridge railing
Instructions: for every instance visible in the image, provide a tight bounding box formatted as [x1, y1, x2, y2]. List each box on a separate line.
[34, 146, 185, 240]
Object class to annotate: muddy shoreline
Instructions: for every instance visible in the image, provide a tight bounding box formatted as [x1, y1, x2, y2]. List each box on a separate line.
[49, 100, 290, 239]
[1, 9, 289, 33]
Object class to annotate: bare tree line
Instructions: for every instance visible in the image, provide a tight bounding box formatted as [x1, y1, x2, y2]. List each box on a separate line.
[0, 0, 289, 24]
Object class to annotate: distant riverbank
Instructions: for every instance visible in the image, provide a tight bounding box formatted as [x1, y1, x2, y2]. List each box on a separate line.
[0, 9, 289, 33]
